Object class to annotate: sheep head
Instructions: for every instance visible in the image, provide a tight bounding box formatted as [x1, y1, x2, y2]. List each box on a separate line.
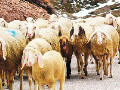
[105, 13, 117, 29]
[88, 30, 112, 45]
[26, 17, 35, 23]
[26, 23, 38, 40]
[22, 48, 44, 69]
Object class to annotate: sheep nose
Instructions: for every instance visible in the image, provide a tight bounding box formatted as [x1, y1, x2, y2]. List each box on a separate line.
[97, 41, 102, 45]
[28, 34, 31, 37]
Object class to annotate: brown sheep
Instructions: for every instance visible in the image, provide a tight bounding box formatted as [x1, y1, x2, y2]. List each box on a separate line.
[58, 30, 73, 79]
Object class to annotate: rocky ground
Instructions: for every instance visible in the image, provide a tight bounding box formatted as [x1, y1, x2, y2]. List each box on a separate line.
[3, 54, 120, 90]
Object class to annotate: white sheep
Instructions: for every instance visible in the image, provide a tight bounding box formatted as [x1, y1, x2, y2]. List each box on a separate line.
[85, 16, 106, 26]
[34, 18, 49, 29]
[20, 38, 52, 90]
[25, 23, 39, 41]
[0, 18, 8, 28]
[88, 25, 119, 80]
[35, 28, 60, 52]
[0, 29, 27, 90]
[58, 17, 73, 37]
[49, 14, 58, 22]
[32, 50, 65, 90]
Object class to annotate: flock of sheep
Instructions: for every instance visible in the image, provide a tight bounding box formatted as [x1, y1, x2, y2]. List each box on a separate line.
[0, 13, 119, 90]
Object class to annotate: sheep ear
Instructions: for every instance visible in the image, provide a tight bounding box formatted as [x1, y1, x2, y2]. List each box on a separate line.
[78, 26, 85, 36]
[113, 19, 117, 30]
[70, 27, 74, 37]
[0, 39, 7, 60]
[58, 30, 62, 37]
[38, 52, 44, 68]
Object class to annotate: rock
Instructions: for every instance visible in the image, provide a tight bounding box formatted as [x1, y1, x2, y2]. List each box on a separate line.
[0, 0, 52, 22]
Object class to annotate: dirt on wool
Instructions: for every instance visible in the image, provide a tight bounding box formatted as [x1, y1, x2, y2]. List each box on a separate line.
[0, 0, 53, 22]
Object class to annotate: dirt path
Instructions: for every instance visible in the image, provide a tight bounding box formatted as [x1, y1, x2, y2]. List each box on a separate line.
[3, 54, 120, 90]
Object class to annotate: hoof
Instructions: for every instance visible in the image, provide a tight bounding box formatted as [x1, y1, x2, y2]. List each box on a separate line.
[100, 78, 103, 80]
[78, 70, 80, 73]
[118, 61, 120, 64]
[109, 75, 113, 78]
[81, 76, 85, 79]
[66, 76, 70, 79]
[85, 72, 88, 76]
[97, 73, 100, 75]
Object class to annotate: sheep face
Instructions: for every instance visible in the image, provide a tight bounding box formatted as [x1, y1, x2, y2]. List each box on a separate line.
[26, 17, 35, 23]
[105, 14, 113, 25]
[26, 23, 37, 39]
[22, 49, 44, 68]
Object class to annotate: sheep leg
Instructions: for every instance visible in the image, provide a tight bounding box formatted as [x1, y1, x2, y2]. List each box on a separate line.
[66, 57, 71, 79]
[38, 84, 44, 90]
[0, 71, 3, 90]
[34, 80, 38, 90]
[103, 55, 108, 75]
[49, 84, 55, 90]
[9, 71, 14, 90]
[28, 76, 32, 90]
[119, 50, 120, 64]
[75, 53, 80, 72]
[90, 55, 94, 64]
[99, 60, 104, 80]
[84, 52, 89, 76]
[60, 67, 65, 90]
[7, 71, 10, 89]
[110, 58, 113, 78]
[80, 54, 84, 79]
[3, 71, 7, 86]
[95, 60, 99, 75]
[20, 69, 23, 90]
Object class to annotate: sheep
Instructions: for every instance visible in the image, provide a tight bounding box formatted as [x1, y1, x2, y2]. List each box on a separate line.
[58, 31, 73, 79]
[26, 17, 35, 23]
[25, 22, 39, 41]
[88, 25, 119, 80]
[49, 14, 58, 23]
[85, 16, 106, 26]
[20, 38, 52, 90]
[105, 14, 120, 64]
[32, 50, 65, 90]
[34, 18, 49, 29]
[0, 29, 27, 90]
[8, 20, 22, 30]
[35, 28, 60, 52]
[70, 23, 94, 78]
[58, 17, 73, 37]
[0, 18, 8, 28]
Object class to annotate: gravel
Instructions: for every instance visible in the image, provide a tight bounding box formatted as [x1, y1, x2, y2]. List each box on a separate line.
[4, 54, 120, 90]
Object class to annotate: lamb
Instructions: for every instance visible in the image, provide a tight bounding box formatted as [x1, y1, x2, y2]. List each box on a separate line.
[32, 50, 65, 90]
[88, 25, 119, 80]
[35, 28, 60, 51]
[70, 23, 94, 78]
[20, 38, 52, 90]
[58, 31, 73, 79]
[0, 29, 27, 90]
